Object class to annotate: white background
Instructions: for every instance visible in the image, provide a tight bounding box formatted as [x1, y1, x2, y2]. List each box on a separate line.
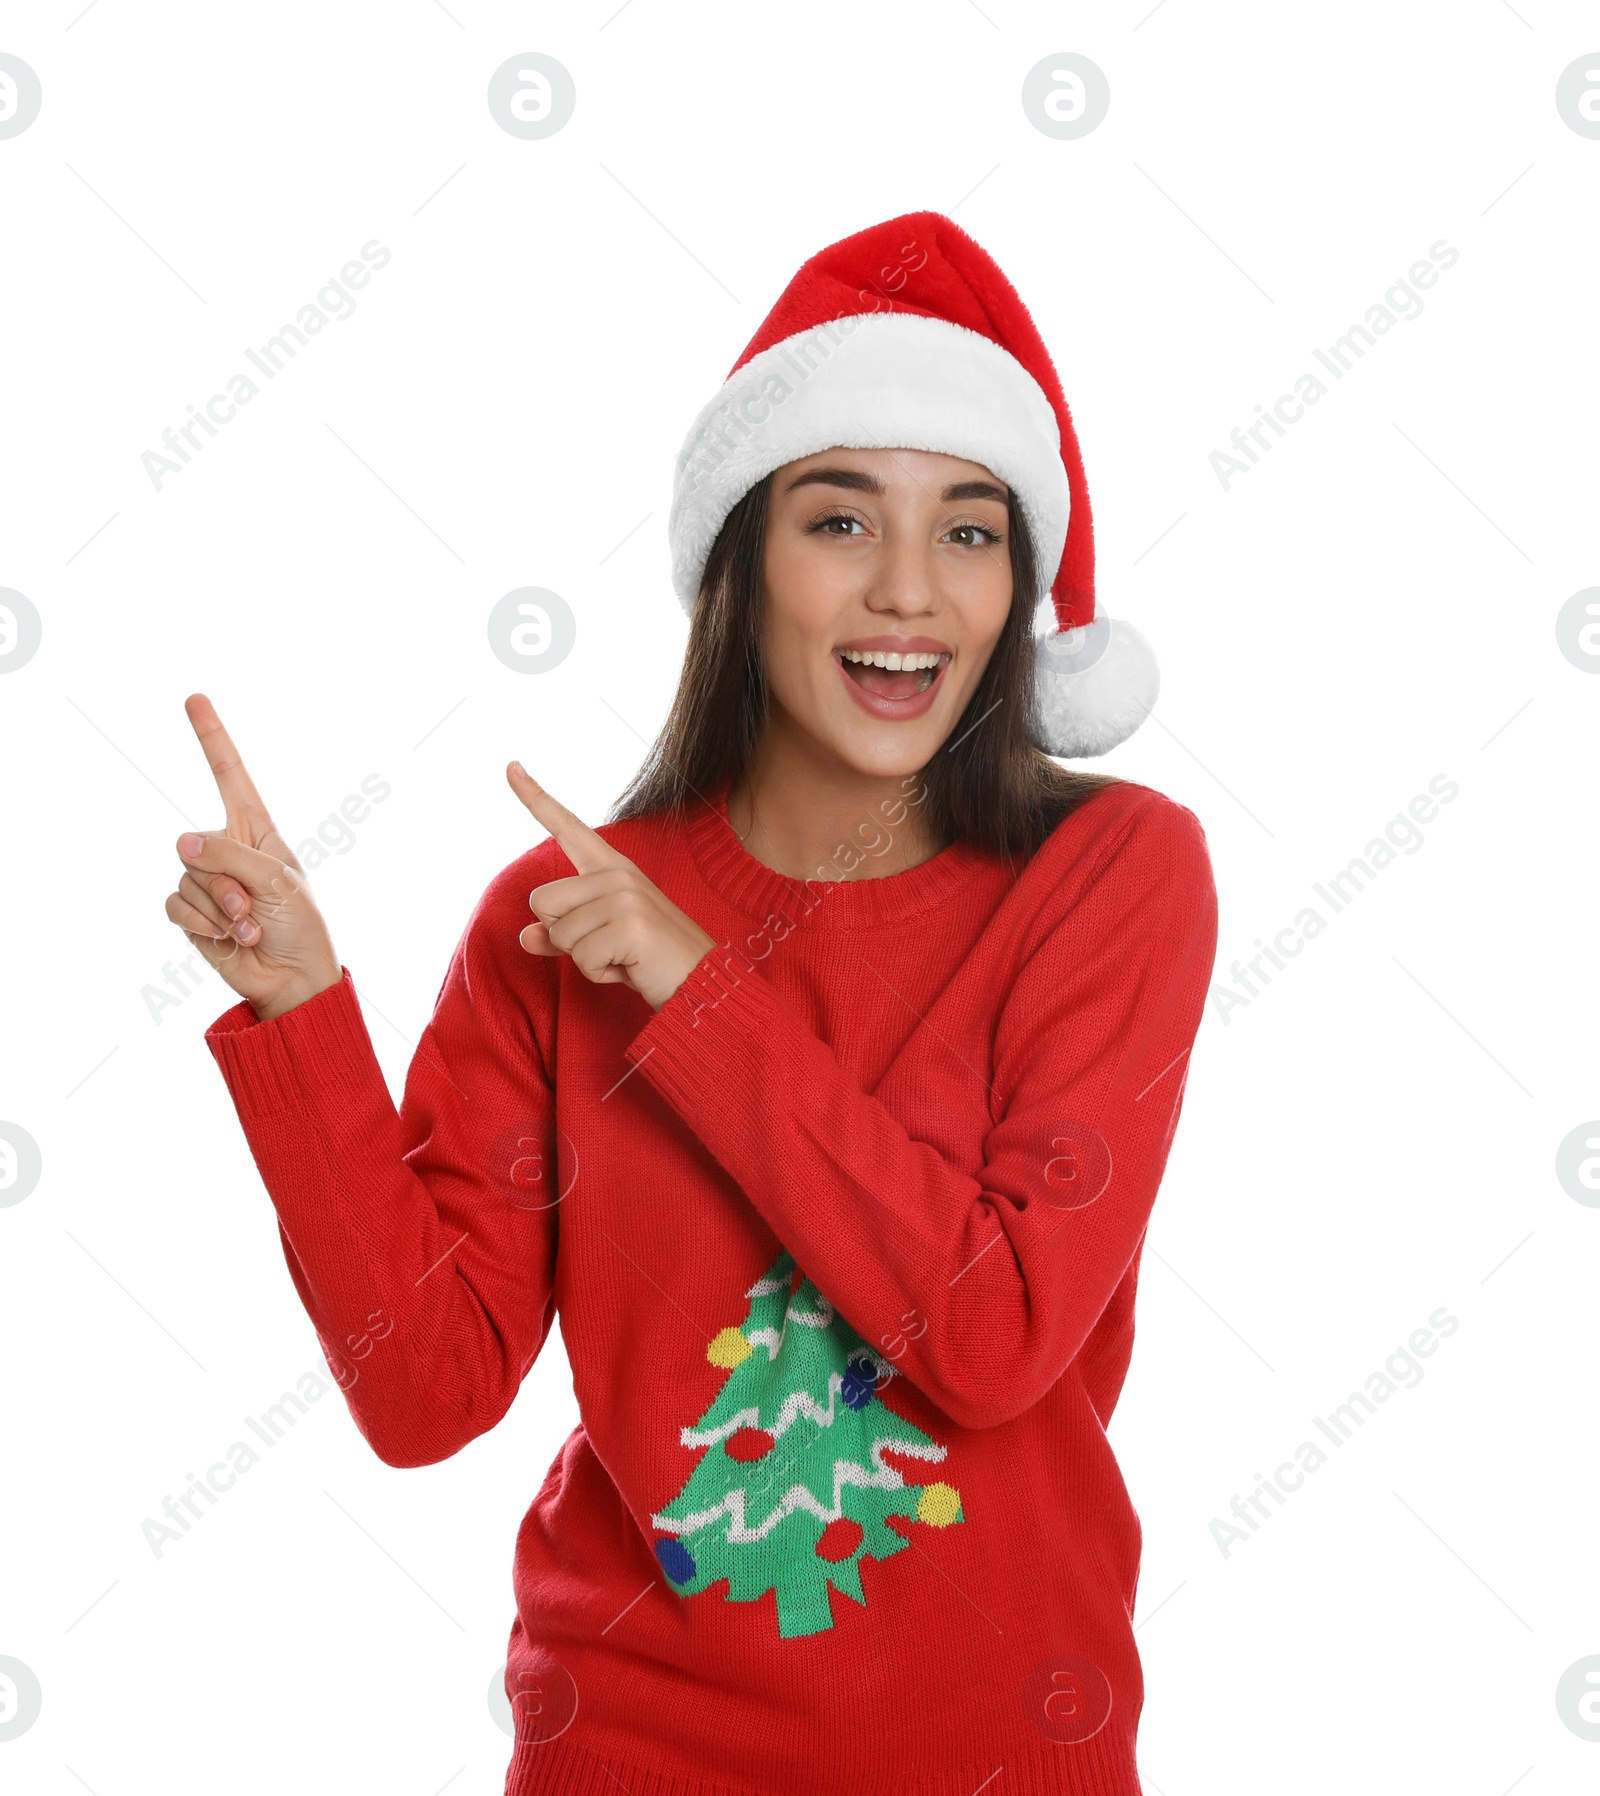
[1, 3, 1596, 1792]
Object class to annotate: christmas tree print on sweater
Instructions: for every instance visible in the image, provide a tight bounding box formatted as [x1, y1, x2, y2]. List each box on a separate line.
[650, 1248, 965, 1639]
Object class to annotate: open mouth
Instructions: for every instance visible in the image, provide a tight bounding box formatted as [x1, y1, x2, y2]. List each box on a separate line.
[836, 647, 950, 702]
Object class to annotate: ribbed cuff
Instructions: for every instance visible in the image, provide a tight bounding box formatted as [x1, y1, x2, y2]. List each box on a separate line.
[204, 968, 379, 1121]
[624, 943, 784, 1106]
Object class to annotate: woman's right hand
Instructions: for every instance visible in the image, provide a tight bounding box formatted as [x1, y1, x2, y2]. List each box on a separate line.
[163, 693, 344, 1023]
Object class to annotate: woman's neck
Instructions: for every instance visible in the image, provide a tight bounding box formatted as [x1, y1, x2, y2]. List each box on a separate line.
[724, 734, 943, 883]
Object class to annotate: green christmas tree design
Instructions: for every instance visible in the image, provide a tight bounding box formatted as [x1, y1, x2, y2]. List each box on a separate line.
[650, 1248, 965, 1639]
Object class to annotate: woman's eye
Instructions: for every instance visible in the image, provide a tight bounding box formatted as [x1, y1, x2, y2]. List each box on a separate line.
[814, 514, 865, 537]
[945, 523, 1001, 547]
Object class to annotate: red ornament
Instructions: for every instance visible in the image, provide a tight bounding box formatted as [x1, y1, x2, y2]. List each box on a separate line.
[724, 1425, 776, 1463]
[815, 1517, 864, 1563]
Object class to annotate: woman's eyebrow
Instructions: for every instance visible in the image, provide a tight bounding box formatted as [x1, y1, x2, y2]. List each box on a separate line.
[782, 469, 1010, 504]
[783, 467, 884, 496]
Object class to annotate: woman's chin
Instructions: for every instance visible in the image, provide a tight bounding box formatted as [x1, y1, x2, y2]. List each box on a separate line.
[804, 705, 950, 781]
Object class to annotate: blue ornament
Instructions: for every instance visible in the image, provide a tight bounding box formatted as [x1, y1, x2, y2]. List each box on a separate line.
[840, 1354, 879, 1411]
[655, 1537, 696, 1585]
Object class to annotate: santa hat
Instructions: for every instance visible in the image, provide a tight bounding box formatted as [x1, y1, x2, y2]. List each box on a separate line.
[666, 210, 1159, 758]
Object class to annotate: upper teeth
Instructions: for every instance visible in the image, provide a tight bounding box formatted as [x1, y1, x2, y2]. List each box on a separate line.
[841, 649, 943, 670]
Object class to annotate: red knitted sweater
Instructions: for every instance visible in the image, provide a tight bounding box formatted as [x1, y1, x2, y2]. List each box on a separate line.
[204, 774, 1217, 1796]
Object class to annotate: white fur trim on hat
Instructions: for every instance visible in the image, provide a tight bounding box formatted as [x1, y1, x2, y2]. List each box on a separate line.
[1031, 597, 1161, 758]
[669, 311, 1070, 613]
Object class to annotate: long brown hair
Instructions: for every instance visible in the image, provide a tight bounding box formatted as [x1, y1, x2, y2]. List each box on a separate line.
[608, 473, 1120, 860]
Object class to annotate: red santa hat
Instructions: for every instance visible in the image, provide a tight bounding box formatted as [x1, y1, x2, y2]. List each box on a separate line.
[667, 210, 1159, 758]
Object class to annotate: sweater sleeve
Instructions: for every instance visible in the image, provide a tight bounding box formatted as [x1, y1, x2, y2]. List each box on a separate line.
[204, 853, 563, 1469]
[620, 794, 1218, 1432]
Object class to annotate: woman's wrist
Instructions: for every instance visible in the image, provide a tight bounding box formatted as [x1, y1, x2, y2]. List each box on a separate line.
[251, 963, 344, 1024]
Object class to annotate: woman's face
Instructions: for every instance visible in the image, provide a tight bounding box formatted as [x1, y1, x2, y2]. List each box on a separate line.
[757, 446, 1016, 779]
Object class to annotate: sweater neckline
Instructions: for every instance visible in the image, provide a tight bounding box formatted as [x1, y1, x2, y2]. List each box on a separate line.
[682, 778, 995, 930]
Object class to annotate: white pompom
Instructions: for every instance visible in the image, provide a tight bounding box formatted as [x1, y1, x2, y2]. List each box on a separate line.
[1030, 605, 1161, 758]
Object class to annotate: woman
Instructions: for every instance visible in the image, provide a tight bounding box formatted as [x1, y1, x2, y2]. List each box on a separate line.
[166, 213, 1218, 1796]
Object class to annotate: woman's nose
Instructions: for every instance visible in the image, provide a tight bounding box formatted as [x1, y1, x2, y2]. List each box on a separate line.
[863, 529, 938, 617]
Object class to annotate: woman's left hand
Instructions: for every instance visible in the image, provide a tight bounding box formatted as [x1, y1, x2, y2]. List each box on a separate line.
[509, 762, 718, 1011]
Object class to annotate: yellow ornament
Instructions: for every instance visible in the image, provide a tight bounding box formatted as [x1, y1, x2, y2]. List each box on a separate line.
[707, 1326, 753, 1369]
[916, 1482, 963, 1528]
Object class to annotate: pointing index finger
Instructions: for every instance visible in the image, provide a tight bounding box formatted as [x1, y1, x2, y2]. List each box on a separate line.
[507, 763, 621, 875]
[185, 692, 272, 832]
